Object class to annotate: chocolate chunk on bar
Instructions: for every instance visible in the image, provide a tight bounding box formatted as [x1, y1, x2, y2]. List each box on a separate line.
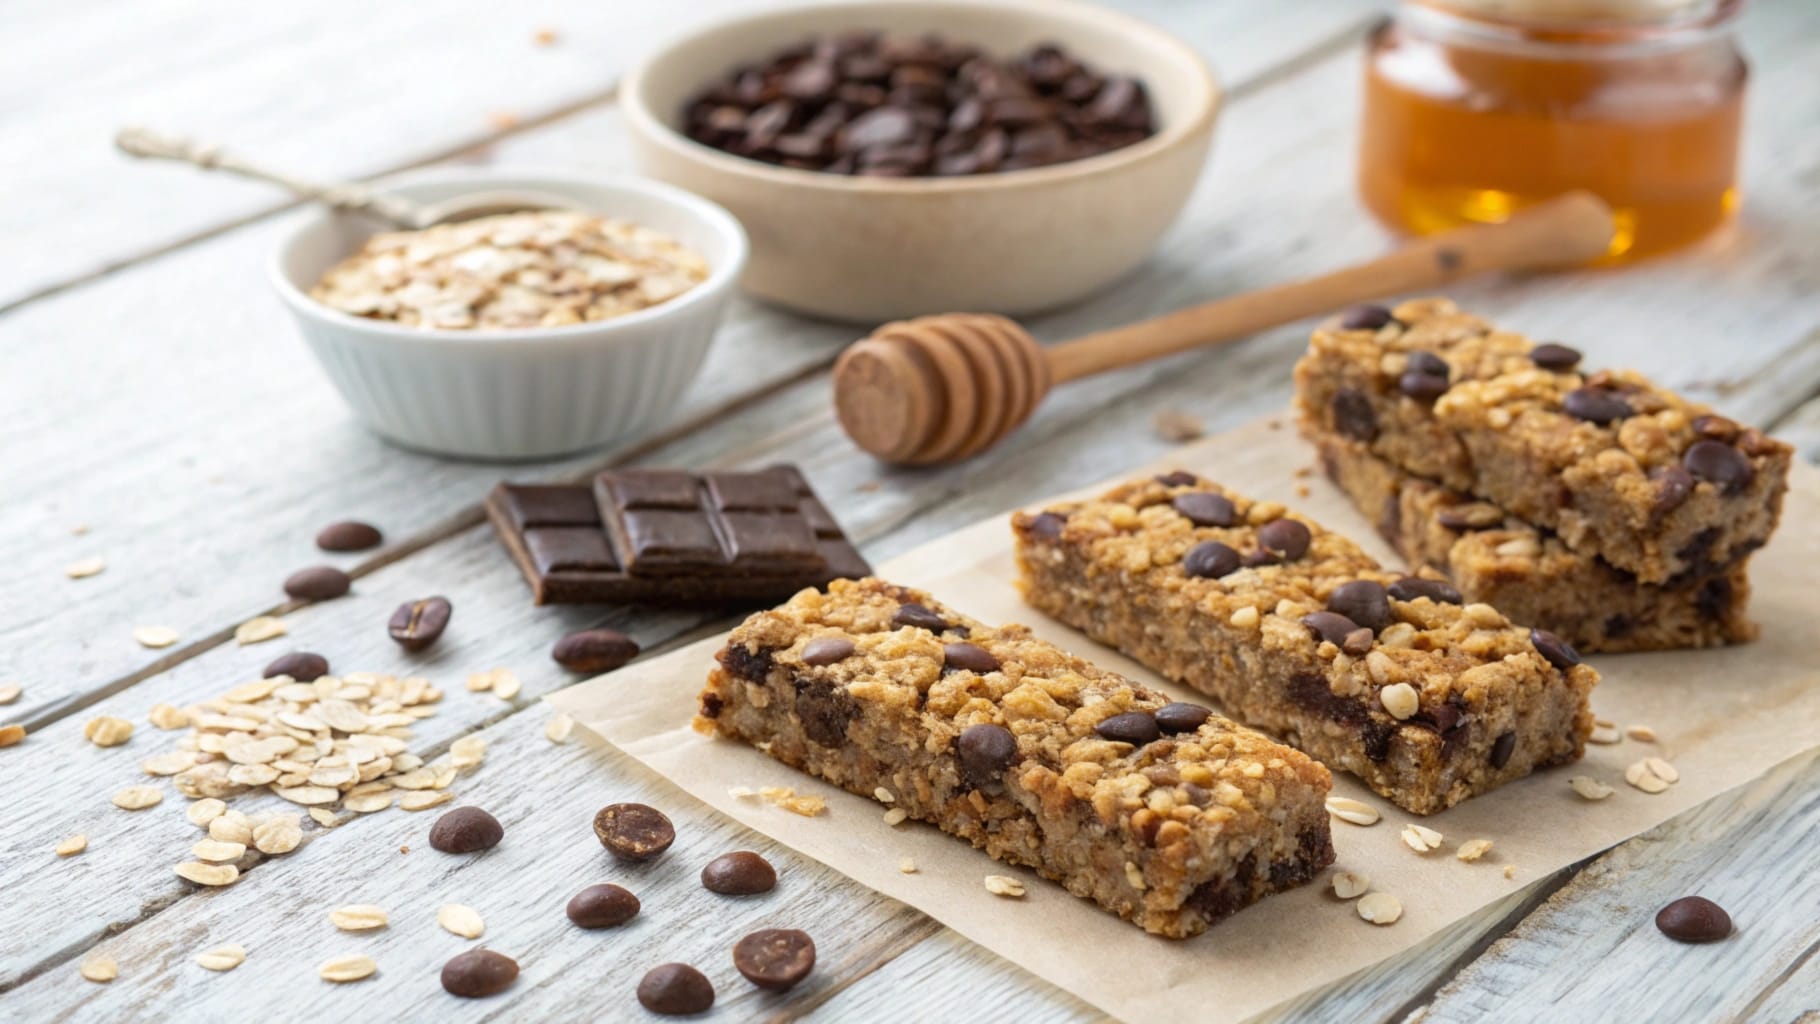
[696, 578, 1335, 938]
[1013, 473, 1598, 815]
[485, 466, 868, 605]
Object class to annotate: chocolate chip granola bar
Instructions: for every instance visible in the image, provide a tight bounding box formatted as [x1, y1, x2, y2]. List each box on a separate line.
[1308, 425, 1756, 653]
[1294, 298, 1791, 585]
[695, 577, 1335, 938]
[1012, 473, 1597, 815]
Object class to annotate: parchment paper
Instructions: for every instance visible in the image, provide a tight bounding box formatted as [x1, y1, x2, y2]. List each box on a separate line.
[549, 416, 1820, 1023]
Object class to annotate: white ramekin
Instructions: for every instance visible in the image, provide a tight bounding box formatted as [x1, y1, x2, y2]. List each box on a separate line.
[270, 168, 749, 460]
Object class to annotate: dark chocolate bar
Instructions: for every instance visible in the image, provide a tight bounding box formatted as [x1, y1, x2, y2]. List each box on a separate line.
[486, 466, 869, 605]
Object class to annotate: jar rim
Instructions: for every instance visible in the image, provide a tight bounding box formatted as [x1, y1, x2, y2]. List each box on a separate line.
[1403, 0, 1743, 53]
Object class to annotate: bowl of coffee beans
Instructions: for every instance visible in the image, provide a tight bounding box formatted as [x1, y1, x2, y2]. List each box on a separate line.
[622, 0, 1220, 322]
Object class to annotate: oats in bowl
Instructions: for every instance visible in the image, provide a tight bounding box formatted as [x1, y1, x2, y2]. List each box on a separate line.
[309, 210, 710, 330]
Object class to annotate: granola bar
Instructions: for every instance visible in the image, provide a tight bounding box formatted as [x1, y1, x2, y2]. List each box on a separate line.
[1293, 298, 1791, 585]
[1307, 425, 1756, 653]
[695, 577, 1335, 938]
[1013, 473, 1597, 815]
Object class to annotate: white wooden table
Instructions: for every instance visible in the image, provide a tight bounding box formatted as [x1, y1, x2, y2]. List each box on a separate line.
[5, 2, 1819, 1020]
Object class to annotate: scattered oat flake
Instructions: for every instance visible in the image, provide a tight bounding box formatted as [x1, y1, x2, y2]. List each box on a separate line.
[1332, 871, 1369, 899]
[984, 875, 1026, 898]
[84, 715, 134, 747]
[1645, 756, 1679, 784]
[1401, 824, 1443, 852]
[1570, 776, 1615, 801]
[234, 616, 287, 645]
[330, 905, 389, 931]
[1627, 724, 1658, 743]
[400, 790, 452, 811]
[780, 794, 825, 817]
[532, 27, 559, 46]
[545, 712, 575, 743]
[465, 671, 495, 693]
[899, 857, 917, 874]
[148, 703, 189, 730]
[1457, 839, 1494, 862]
[1153, 409, 1205, 443]
[0, 682, 20, 704]
[65, 557, 106, 579]
[319, 954, 377, 983]
[113, 786, 163, 810]
[882, 807, 909, 826]
[1588, 722, 1622, 745]
[1503, 865, 1517, 880]
[309, 808, 342, 828]
[729, 786, 758, 800]
[492, 671, 522, 701]
[438, 903, 485, 939]
[143, 751, 198, 776]
[1326, 796, 1380, 826]
[134, 626, 180, 649]
[487, 111, 520, 130]
[1625, 758, 1674, 794]
[873, 787, 895, 803]
[175, 861, 239, 886]
[196, 945, 246, 972]
[192, 838, 246, 862]
[80, 956, 117, 983]
[56, 834, 88, 856]
[1357, 892, 1402, 925]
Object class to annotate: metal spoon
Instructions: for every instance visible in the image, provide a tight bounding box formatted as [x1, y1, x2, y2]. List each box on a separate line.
[114, 126, 576, 229]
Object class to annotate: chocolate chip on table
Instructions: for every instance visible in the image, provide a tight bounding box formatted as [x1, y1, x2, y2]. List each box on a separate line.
[802, 636, 857, 666]
[956, 723, 1018, 788]
[1328, 580, 1393, 632]
[1332, 389, 1380, 441]
[568, 883, 641, 929]
[284, 565, 351, 601]
[594, 803, 676, 862]
[1258, 518, 1313, 561]
[734, 929, 817, 991]
[943, 642, 1000, 674]
[702, 851, 778, 895]
[1182, 541, 1241, 580]
[1155, 702, 1212, 734]
[1562, 387, 1632, 424]
[263, 651, 329, 683]
[388, 597, 451, 652]
[1530, 628, 1582, 670]
[1340, 304, 1395, 330]
[1490, 730, 1517, 769]
[1027, 512, 1068, 541]
[429, 806, 504, 854]
[551, 628, 641, 673]
[1529, 343, 1583, 371]
[1387, 576, 1463, 605]
[1682, 439, 1753, 492]
[638, 963, 715, 1016]
[1655, 896, 1733, 943]
[1094, 711, 1160, 746]
[892, 602, 950, 632]
[441, 949, 519, 998]
[315, 520, 382, 552]
[1171, 492, 1236, 528]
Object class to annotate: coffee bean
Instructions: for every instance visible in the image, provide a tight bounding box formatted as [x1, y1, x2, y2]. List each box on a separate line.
[567, 883, 641, 928]
[441, 949, 519, 998]
[733, 928, 817, 991]
[1340, 304, 1395, 330]
[1094, 711, 1160, 746]
[1258, 518, 1313, 561]
[892, 602, 950, 632]
[1155, 702, 1212, 734]
[802, 637, 856, 667]
[1655, 896, 1733, 943]
[594, 803, 675, 862]
[1027, 512, 1067, 541]
[1683, 439, 1753, 492]
[702, 851, 777, 895]
[1329, 580, 1393, 632]
[1530, 628, 1582, 670]
[263, 651, 329, 683]
[1387, 576, 1463, 605]
[956, 723, 1018, 789]
[1529, 343, 1583, 371]
[1155, 470, 1199, 488]
[943, 642, 1000, 674]
[1182, 541, 1241, 579]
[388, 596, 451, 652]
[638, 963, 715, 1016]
[552, 628, 640, 673]
[1562, 387, 1631, 425]
[315, 520, 382, 552]
[1332, 389, 1379, 441]
[1652, 465, 1695, 515]
[284, 565, 351, 601]
[1399, 370, 1450, 402]
[1490, 730, 1517, 768]
[1301, 611, 1362, 647]
[1171, 492, 1236, 528]
[429, 806, 503, 854]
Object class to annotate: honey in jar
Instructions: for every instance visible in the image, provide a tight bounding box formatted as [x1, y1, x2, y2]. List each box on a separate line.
[1359, 0, 1747, 262]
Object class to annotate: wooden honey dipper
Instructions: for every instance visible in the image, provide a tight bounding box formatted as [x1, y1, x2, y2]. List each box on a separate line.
[832, 191, 1615, 465]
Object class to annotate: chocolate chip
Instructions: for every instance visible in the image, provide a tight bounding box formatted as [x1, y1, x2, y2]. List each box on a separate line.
[429, 806, 503, 854]
[892, 602, 950, 632]
[1387, 576, 1462, 605]
[701, 851, 777, 895]
[1328, 580, 1393, 632]
[1655, 896, 1733, 943]
[1341, 628, 1375, 656]
[1399, 369, 1451, 402]
[1155, 702, 1212, 734]
[387, 596, 451, 652]
[801, 637, 856, 666]
[263, 651, 329, 683]
[1258, 518, 1313, 561]
[1691, 414, 1741, 442]
[1530, 628, 1582, 670]
[1027, 512, 1067, 541]
[956, 723, 1017, 789]
[1340, 304, 1395, 330]
[734, 928, 817, 991]
[1652, 465, 1696, 515]
[943, 642, 1000, 674]
[284, 565, 350, 601]
[1683, 439, 1753, 493]
[1563, 387, 1632, 424]
[1405, 351, 1449, 377]
[1530, 343, 1583, 371]
[1490, 730, 1516, 768]
[1155, 471, 1199, 487]
[638, 963, 715, 1016]
[567, 883, 640, 928]
[1182, 541, 1241, 579]
[1172, 492, 1236, 528]
[441, 949, 519, 998]
[552, 628, 640, 673]
[593, 803, 675, 862]
[1094, 711, 1160, 746]
[1332, 388, 1379, 441]
[1301, 611, 1362, 647]
[315, 520, 382, 552]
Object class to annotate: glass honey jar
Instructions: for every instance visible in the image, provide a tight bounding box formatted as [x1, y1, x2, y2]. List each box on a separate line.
[1359, 0, 1747, 263]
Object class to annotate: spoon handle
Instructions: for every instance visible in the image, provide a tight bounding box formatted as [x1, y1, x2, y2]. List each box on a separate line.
[114, 127, 423, 227]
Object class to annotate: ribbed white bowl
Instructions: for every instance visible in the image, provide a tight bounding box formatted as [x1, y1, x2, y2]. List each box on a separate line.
[270, 168, 748, 460]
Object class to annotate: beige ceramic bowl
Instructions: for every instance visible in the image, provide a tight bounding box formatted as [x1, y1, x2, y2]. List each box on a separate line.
[621, 0, 1220, 323]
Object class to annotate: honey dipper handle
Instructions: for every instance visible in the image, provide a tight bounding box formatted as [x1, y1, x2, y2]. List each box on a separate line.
[1044, 191, 1615, 383]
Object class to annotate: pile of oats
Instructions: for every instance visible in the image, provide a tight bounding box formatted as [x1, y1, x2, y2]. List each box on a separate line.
[310, 210, 711, 330]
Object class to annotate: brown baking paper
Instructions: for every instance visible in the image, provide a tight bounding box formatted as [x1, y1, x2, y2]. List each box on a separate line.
[549, 416, 1820, 1022]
